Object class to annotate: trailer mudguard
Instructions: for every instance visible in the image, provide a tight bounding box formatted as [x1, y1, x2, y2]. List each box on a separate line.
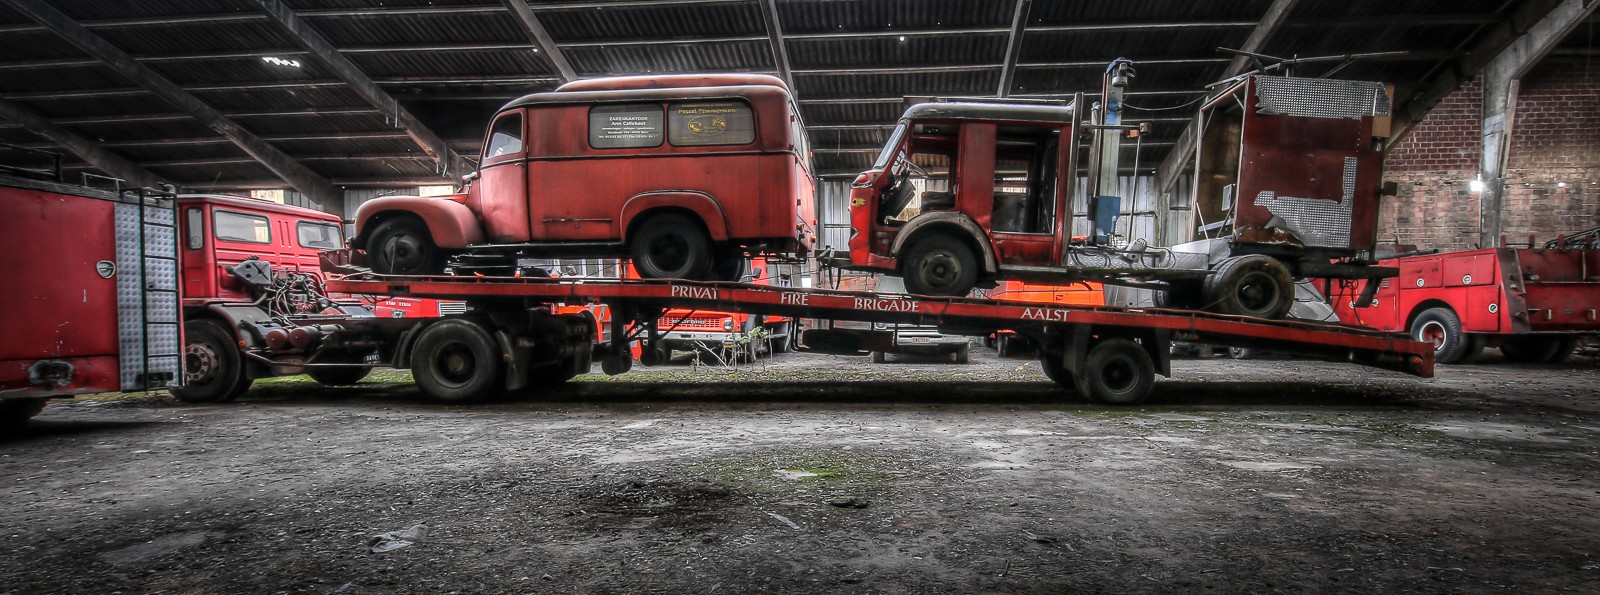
[889, 212, 999, 274]
[353, 195, 486, 249]
[619, 191, 730, 242]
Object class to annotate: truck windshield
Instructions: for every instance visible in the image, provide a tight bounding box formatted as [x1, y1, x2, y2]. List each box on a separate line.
[872, 121, 908, 170]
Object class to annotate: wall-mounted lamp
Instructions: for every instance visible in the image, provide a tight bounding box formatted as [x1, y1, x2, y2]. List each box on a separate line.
[1469, 174, 1485, 193]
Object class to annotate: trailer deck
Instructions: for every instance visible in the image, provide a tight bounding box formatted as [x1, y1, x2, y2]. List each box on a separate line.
[326, 273, 1433, 404]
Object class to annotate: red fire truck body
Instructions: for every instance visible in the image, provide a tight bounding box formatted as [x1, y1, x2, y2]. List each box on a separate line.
[349, 73, 817, 282]
[1324, 245, 1600, 364]
[642, 256, 800, 364]
[0, 163, 180, 424]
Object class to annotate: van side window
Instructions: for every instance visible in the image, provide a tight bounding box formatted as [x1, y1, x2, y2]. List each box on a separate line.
[214, 210, 271, 244]
[297, 221, 343, 249]
[485, 113, 524, 158]
[668, 101, 755, 146]
[590, 104, 664, 149]
[185, 208, 204, 249]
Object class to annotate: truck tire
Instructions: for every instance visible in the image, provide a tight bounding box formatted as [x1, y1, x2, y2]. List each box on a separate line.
[901, 234, 978, 297]
[1410, 308, 1472, 364]
[1500, 336, 1573, 364]
[1154, 279, 1204, 309]
[410, 319, 503, 403]
[1039, 352, 1077, 391]
[307, 367, 371, 386]
[368, 218, 445, 276]
[0, 398, 47, 426]
[173, 319, 248, 403]
[1204, 255, 1294, 319]
[953, 344, 970, 364]
[631, 214, 712, 280]
[1075, 339, 1156, 406]
[870, 351, 887, 364]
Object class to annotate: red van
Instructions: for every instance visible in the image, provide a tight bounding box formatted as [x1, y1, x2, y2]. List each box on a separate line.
[351, 73, 816, 281]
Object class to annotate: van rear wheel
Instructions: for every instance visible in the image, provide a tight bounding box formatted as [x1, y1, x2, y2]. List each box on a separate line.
[368, 218, 444, 276]
[631, 214, 713, 280]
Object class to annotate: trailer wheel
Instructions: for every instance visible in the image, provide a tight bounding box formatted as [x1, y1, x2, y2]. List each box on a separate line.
[631, 213, 713, 280]
[1500, 336, 1574, 364]
[307, 367, 371, 386]
[368, 218, 444, 276]
[173, 319, 247, 403]
[1410, 308, 1472, 364]
[410, 319, 503, 403]
[1038, 352, 1077, 391]
[0, 398, 48, 426]
[1075, 339, 1156, 406]
[902, 234, 978, 297]
[1204, 255, 1294, 319]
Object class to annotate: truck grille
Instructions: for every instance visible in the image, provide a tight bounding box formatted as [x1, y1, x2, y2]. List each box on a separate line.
[660, 314, 729, 330]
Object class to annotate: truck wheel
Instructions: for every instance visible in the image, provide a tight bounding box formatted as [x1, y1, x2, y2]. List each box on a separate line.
[1155, 280, 1204, 309]
[710, 248, 746, 282]
[368, 218, 444, 276]
[410, 319, 503, 403]
[173, 319, 246, 403]
[771, 322, 795, 353]
[1410, 308, 1472, 364]
[1075, 339, 1155, 406]
[1500, 336, 1571, 364]
[1228, 346, 1255, 360]
[639, 344, 670, 367]
[0, 398, 48, 426]
[902, 234, 978, 297]
[631, 214, 712, 280]
[1547, 337, 1580, 363]
[870, 351, 887, 364]
[1204, 255, 1294, 319]
[1038, 352, 1077, 391]
[307, 367, 371, 386]
[953, 344, 970, 364]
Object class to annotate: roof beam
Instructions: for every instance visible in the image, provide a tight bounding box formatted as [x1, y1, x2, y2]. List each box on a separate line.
[1155, 0, 1299, 197]
[996, 0, 1032, 97]
[1, 0, 341, 215]
[500, 0, 577, 83]
[1388, 0, 1567, 146]
[251, 0, 470, 179]
[0, 97, 165, 188]
[757, 0, 796, 97]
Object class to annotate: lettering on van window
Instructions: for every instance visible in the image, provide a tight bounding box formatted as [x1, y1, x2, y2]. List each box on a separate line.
[589, 104, 664, 149]
[668, 101, 756, 146]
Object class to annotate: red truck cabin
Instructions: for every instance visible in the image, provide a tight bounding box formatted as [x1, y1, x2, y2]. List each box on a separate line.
[846, 103, 1077, 284]
[352, 73, 816, 282]
[1192, 75, 1391, 258]
[177, 194, 345, 305]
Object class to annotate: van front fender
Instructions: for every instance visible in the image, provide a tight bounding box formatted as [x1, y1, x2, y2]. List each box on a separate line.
[353, 195, 484, 249]
[619, 191, 730, 242]
[889, 212, 998, 275]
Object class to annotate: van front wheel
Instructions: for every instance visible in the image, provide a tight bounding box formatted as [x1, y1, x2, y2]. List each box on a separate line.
[631, 214, 712, 280]
[368, 218, 444, 276]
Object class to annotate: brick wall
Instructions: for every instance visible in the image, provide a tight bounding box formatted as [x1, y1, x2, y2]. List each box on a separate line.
[1380, 58, 1600, 252]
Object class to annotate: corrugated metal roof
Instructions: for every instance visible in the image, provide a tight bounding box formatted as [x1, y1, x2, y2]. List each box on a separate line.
[0, 0, 1550, 188]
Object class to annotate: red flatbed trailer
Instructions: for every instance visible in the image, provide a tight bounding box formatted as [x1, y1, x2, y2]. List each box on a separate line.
[326, 273, 1434, 405]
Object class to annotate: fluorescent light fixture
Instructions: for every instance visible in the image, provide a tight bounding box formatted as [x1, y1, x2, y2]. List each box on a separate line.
[262, 56, 301, 68]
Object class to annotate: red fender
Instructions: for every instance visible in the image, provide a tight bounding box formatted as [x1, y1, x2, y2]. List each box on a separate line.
[618, 191, 730, 242]
[354, 195, 485, 249]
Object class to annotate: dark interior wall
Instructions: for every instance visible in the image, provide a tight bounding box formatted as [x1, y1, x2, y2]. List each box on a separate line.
[1380, 59, 1600, 252]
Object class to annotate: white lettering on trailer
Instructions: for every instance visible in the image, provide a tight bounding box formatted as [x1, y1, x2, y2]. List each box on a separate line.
[672, 286, 717, 300]
[780, 292, 808, 306]
[853, 297, 918, 313]
[1021, 307, 1071, 322]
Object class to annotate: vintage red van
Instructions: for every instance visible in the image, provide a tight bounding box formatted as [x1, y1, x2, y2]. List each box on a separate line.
[350, 73, 816, 281]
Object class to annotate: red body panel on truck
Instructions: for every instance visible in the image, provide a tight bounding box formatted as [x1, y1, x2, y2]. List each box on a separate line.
[0, 150, 181, 424]
[349, 73, 817, 282]
[1324, 244, 1600, 364]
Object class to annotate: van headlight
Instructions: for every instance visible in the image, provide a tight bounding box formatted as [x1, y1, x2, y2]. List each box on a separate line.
[723, 319, 735, 331]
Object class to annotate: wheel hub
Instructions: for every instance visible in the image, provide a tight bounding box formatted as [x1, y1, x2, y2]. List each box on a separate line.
[1419, 321, 1447, 349]
[184, 343, 221, 384]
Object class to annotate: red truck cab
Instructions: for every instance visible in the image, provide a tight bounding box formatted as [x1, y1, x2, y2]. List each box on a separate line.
[351, 73, 816, 282]
[178, 194, 344, 303]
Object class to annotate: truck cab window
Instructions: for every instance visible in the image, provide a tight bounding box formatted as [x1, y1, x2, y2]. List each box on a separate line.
[185, 208, 204, 249]
[485, 113, 524, 158]
[214, 210, 271, 244]
[297, 221, 343, 250]
[993, 127, 1060, 234]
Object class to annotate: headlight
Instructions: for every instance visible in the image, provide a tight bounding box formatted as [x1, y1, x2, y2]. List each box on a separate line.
[723, 318, 735, 331]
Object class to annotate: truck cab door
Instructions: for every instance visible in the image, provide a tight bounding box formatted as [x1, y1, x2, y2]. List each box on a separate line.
[477, 110, 531, 242]
[988, 126, 1063, 266]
